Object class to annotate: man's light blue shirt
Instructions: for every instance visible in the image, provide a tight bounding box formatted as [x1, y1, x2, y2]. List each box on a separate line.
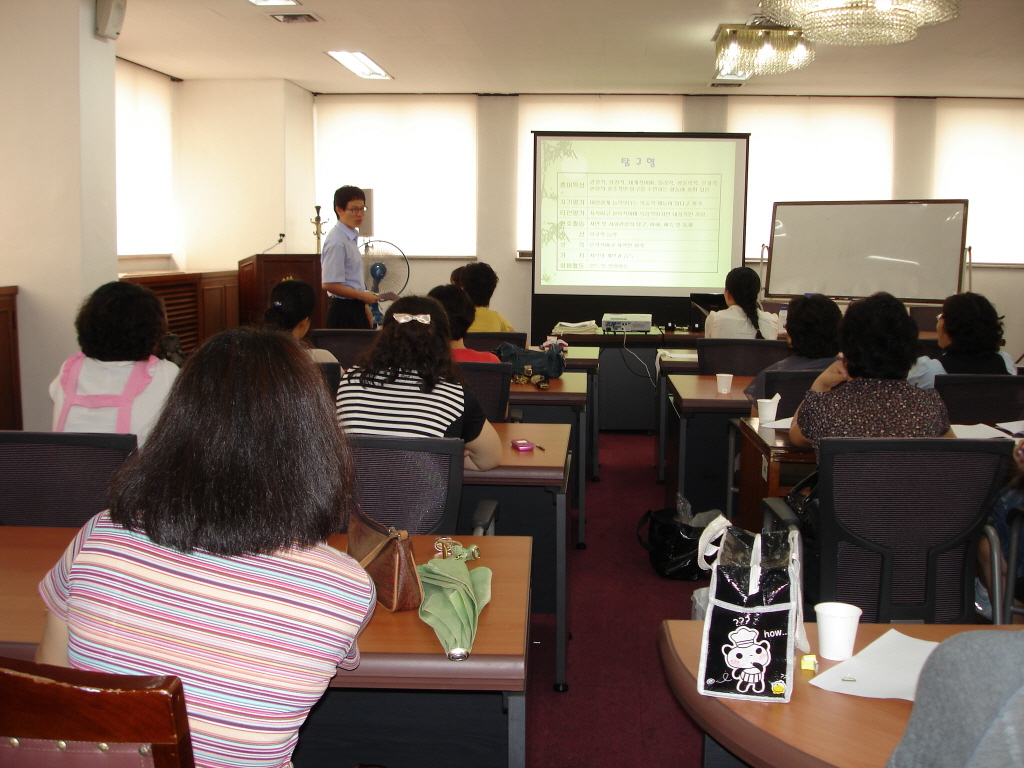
[321, 222, 365, 297]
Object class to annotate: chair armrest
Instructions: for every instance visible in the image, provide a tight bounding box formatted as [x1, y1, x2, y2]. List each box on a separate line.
[472, 499, 499, 536]
[762, 496, 799, 533]
[509, 408, 524, 423]
[982, 524, 1004, 625]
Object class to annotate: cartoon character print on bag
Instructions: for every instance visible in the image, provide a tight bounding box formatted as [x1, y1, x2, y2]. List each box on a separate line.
[722, 625, 772, 693]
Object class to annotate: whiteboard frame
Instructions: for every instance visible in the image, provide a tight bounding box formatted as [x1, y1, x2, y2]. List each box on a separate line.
[764, 199, 969, 303]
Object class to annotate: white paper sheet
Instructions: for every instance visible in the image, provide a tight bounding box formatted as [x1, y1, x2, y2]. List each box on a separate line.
[761, 416, 793, 429]
[809, 629, 939, 701]
[996, 420, 1024, 437]
[951, 423, 1014, 439]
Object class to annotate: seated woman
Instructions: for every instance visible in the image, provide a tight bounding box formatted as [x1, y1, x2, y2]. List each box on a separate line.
[335, 295, 503, 471]
[745, 293, 842, 406]
[37, 327, 375, 768]
[265, 278, 339, 364]
[462, 262, 515, 333]
[704, 266, 780, 340]
[791, 292, 952, 453]
[50, 281, 178, 446]
[427, 284, 501, 363]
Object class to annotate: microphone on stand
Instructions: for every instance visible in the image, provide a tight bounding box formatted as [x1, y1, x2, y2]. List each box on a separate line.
[262, 233, 285, 254]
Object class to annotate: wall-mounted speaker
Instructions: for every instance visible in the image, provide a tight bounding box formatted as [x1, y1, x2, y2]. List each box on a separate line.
[96, 0, 127, 40]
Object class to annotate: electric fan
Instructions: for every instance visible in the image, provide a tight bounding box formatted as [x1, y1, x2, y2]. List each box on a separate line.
[360, 240, 410, 325]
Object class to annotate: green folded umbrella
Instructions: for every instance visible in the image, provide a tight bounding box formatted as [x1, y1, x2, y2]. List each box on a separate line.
[416, 558, 492, 660]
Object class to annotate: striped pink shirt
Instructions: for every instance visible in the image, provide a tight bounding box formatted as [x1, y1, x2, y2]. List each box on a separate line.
[40, 513, 375, 768]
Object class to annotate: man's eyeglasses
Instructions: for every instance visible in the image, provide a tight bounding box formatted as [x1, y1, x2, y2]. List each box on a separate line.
[345, 206, 367, 213]
[394, 313, 431, 325]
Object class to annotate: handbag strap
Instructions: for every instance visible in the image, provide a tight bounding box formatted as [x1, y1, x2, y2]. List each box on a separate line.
[697, 514, 732, 570]
[636, 510, 655, 552]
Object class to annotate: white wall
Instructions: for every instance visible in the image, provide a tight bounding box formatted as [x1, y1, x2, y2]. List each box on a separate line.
[175, 79, 315, 271]
[0, 0, 118, 430]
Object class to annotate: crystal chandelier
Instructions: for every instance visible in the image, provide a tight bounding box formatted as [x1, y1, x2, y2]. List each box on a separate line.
[714, 24, 815, 79]
[759, 0, 960, 46]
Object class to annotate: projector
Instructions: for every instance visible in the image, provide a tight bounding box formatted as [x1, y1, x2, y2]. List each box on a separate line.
[601, 313, 653, 333]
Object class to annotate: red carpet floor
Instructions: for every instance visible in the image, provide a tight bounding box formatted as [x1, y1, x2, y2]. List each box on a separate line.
[524, 432, 707, 767]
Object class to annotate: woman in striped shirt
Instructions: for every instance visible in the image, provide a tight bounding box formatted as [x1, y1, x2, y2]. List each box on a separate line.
[335, 295, 502, 471]
[37, 327, 376, 768]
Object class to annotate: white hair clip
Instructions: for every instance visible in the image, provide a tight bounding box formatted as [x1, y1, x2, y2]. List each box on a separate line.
[394, 313, 431, 325]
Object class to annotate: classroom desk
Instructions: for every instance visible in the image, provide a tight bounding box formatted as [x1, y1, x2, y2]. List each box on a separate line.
[0, 527, 532, 768]
[563, 346, 601, 481]
[656, 349, 700, 483]
[509, 370, 588, 550]
[735, 416, 816, 531]
[464, 421, 573, 692]
[663, 375, 753, 512]
[659, 620, 1024, 768]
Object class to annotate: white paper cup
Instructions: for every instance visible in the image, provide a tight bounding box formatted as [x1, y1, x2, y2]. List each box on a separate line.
[757, 398, 779, 423]
[815, 602, 863, 661]
[716, 373, 733, 394]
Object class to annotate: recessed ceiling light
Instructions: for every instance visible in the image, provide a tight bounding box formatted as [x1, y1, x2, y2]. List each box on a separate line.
[247, 0, 299, 6]
[327, 51, 393, 80]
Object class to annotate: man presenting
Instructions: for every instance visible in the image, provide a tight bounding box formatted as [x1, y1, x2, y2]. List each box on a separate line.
[321, 186, 395, 328]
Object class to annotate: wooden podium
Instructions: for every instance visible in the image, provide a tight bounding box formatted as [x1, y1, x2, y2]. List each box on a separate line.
[238, 253, 326, 329]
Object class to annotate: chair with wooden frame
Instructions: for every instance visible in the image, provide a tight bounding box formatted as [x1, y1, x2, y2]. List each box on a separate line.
[696, 338, 791, 377]
[0, 655, 194, 768]
[309, 329, 379, 369]
[462, 331, 527, 354]
[933, 373, 1024, 425]
[458, 361, 513, 423]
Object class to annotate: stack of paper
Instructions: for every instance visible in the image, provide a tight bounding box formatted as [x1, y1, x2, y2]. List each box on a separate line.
[951, 424, 1014, 439]
[551, 320, 598, 335]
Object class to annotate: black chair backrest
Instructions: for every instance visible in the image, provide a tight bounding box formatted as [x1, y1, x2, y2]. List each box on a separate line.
[697, 338, 791, 377]
[349, 435, 464, 535]
[458, 362, 513, 423]
[309, 329, 379, 369]
[934, 374, 1024, 425]
[463, 332, 526, 353]
[0, 655, 194, 768]
[317, 362, 342, 399]
[0, 432, 137, 527]
[763, 369, 822, 420]
[816, 437, 1012, 623]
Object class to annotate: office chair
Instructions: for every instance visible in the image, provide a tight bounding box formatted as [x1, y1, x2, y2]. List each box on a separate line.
[1001, 503, 1024, 624]
[0, 656, 194, 768]
[317, 361, 342, 399]
[696, 338, 790, 377]
[458, 361, 513, 423]
[0, 432, 137, 527]
[349, 435, 497, 536]
[762, 437, 1011, 624]
[310, 329, 379, 369]
[763, 369, 822, 420]
[934, 374, 1024, 424]
[463, 331, 526, 354]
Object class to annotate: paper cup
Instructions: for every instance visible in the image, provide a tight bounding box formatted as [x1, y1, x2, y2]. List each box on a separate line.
[757, 398, 779, 423]
[814, 602, 863, 661]
[716, 373, 733, 394]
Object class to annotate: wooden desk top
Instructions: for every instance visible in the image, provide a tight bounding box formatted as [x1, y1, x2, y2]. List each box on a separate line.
[668, 374, 754, 413]
[658, 348, 699, 374]
[0, 527, 531, 693]
[563, 346, 600, 370]
[509, 370, 588, 406]
[739, 416, 816, 462]
[557, 331, 664, 347]
[660, 620, 1024, 768]
[466, 422, 571, 487]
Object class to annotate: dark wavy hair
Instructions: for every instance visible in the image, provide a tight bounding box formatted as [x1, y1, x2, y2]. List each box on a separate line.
[76, 281, 166, 362]
[725, 267, 762, 337]
[787, 294, 842, 359]
[427, 284, 476, 340]
[354, 295, 463, 392]
[264, 279, 316, 333]
[450, 265, 468, 287]
[333, 185, 365, 214]
[840, 292, 918, 380]
[461, 262, 499, 307]
[109, 327, 353, 556]
[941, 292, 1003, 356]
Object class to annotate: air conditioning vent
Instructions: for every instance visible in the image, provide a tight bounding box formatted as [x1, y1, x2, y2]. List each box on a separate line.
[270, 13, 318, 22]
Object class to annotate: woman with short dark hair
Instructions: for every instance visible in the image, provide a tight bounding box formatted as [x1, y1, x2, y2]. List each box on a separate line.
[50, 281, 178, 445]
[427, 284, 500, 363]
[704, 266, 780, 340]
[791, 292, 952, 452]
[264, 278, 339, 364]
[335, 295, 502, 471]
[37, 327, 375, 768]
[937, 292, 1014, 375]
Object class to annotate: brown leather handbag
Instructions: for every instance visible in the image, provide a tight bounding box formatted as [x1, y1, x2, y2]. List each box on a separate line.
[346, 505, 423, 612]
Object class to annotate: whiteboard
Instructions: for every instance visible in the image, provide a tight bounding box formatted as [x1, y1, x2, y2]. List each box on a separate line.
[765, 200, 968, 302]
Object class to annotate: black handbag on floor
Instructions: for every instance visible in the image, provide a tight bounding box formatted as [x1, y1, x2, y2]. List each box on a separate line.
[636, 508, 705, 581]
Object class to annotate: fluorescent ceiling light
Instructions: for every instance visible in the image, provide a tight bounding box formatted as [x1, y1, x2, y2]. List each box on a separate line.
[327, 51, 393, 79]
[247, 0, 299, 6]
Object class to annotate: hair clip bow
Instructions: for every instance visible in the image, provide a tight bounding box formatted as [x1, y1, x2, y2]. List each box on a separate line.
[394, 313, 431, 325]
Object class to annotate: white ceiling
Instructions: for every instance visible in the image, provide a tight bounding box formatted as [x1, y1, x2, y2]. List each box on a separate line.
[116, 0, 1024, 98]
